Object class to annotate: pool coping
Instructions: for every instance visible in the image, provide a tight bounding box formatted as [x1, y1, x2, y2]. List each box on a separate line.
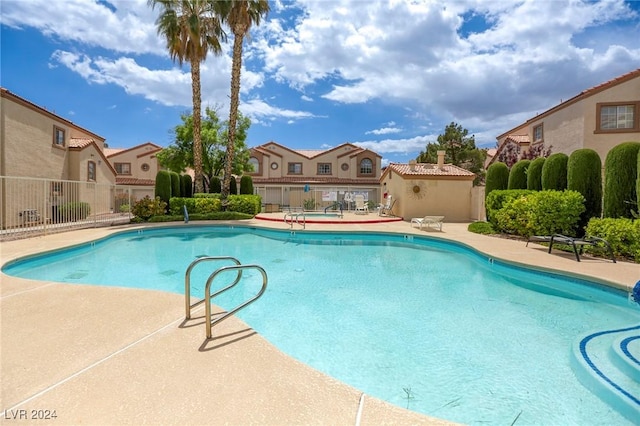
[1, 219, 638, 425]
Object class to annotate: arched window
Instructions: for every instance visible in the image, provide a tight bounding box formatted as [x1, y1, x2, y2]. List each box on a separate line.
[248, 157, 259, 173]
[360, 158, 373, 175]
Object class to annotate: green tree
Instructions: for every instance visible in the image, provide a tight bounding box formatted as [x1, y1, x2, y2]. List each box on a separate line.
[156, 107, 252, 191]
[149, 0, 225, 194]
[218, 0, 270, 199]
[527, 157, 546, 190]
[416, 122, 486, 185]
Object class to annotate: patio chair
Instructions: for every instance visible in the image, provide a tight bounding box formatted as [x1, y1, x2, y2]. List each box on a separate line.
[411, 216, 445, 231]
[548, 234, 616, 263]
[378, 195, 395, 216]
[354, 194, 368, 214]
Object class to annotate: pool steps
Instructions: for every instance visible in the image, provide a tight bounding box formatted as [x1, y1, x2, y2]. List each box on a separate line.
[571, 325, 640, 424]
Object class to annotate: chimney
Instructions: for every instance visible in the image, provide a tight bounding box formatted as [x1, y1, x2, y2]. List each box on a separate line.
[408, 159, 416, 171]
[437, 150, 445, 169]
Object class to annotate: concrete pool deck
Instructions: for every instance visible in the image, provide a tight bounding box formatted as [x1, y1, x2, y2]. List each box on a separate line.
[1, 217, 638, 425]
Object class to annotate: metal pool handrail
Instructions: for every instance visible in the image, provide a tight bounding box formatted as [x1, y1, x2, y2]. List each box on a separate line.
[184, 256, 242, 319]
[204, 264, 268, 339]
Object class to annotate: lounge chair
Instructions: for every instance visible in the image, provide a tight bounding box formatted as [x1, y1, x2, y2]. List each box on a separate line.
[528, 234, 616, 263]
[378, 195, 395, 216]
[411, 216, 445, 231]
[354, 194, 368, 214]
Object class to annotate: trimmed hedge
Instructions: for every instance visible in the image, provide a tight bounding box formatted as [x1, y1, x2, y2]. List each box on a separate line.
[485, 162, 510, 199]
[170, 171, 181, 198]
[210, 177, 221, 193]
[603, 141, 640, 218]
[541, 153, 568, 190]
[181, 174, 193, 198]
[493, 190, 585, 237]
[240, 175, 254, 195]
[468, 221, 496, 235]
[170, 194, 261, 216]
[155, 170, 172, 206]
[567, 149, 602, 235]
[585, 217, 640, 261]
[527, 157, 545, 191]
[508, 160, 530, 189]
[485, 189, 534, 229]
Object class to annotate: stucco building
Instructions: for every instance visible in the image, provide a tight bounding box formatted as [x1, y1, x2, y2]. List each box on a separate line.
[492, 68, 640, 168]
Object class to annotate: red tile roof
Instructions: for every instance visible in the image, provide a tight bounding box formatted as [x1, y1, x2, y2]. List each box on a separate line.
[251, 176, 380, 185]
[69, 138, 95, 148]
[386, 162, 476, 178]
[116, 177, 155, 186]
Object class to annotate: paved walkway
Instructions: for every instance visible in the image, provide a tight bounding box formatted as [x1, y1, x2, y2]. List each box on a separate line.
[1, 218, 637, 425]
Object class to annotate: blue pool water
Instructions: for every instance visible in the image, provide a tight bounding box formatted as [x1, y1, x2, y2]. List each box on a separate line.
[4, 225, 639, 425]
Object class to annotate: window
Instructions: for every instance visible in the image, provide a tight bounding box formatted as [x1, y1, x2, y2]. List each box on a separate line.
[359, 158, 373, 175]
[317, 163, 332, 175]
[141, 163, 150, 172]
[53, 126, 65, 147]
[596, 102, 639, 132]
[533, 124, 543, 142]
[114, 163, 131, 175]
[248, 157, 259, 173]
[288, 162, 302, 174]
[88, 161, 96, 181]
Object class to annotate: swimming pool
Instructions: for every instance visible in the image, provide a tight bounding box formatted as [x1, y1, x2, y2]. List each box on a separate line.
[3, 225, 639, 425]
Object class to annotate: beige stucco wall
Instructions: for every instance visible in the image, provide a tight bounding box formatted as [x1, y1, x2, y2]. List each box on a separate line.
[108, 144, 160, 181]
[381, 171, 474, 222]
[1, 95, 70, 179]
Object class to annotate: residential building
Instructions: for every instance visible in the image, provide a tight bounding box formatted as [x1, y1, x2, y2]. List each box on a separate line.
[492, 68, 640, 168]
[248, 141, 382, 210]
[0, 87, 159, 232]
[380, 151, 480, 222]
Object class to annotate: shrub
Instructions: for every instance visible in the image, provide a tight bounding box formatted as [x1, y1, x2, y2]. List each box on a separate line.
[58, 201, 91, 222]
[169, 196, 221, 216]
[485, 189, 534, 228]
[155, 170, 172, 207]
[229, 176, 238, 195]
[637, 150, 640, 215]
[131, 196, 167, 221]
[567, 149, 602, 235]
[468, 221, 496, 235]
[508, 160, 530, 189]
[493, 190, 585, 237]
[210, 177, 221, 193]
[226, 194, 261, 215]
[603, 141, 640, 218]
[147, 211, 253, 222]
[527, 157, 545, 191]
[181, 174, 193, 198]
[541, 153, 568, 190]
[239, 175, 254, 195]
[585, 218, 640, 261]
[170, 171, 181, 198]
[485, 162, 510, 199]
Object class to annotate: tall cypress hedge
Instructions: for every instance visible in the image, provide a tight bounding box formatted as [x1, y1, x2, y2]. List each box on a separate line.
[170, 171, 181, 198]
[239, 175, 254, 195]
[541, 153, 568, 190]
[210, 177, 221, 193]
[154, 170, 171, 208]
[485, 162, 510, 199]
[567, 149, 602, 234]
[527, 157, 545, 190]
[181, 174, 193, 198]
[603, 141, 640, 218]
[508, 160, 530, 189]
[637, 150, 640, 213]
[229, 176, 238, 195]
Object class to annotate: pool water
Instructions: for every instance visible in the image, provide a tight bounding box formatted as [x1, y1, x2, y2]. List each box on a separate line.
[4, 226, 639, 425]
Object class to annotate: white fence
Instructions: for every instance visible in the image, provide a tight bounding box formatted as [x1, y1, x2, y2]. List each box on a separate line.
[0, 176, 149, 240]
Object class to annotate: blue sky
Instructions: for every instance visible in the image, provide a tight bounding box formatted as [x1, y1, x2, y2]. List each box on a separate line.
[1, 0, 639, 166]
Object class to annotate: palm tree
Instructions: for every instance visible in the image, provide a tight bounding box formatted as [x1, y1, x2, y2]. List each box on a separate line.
[218, 0, 270, 200]
[149, 0, 225, 194]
